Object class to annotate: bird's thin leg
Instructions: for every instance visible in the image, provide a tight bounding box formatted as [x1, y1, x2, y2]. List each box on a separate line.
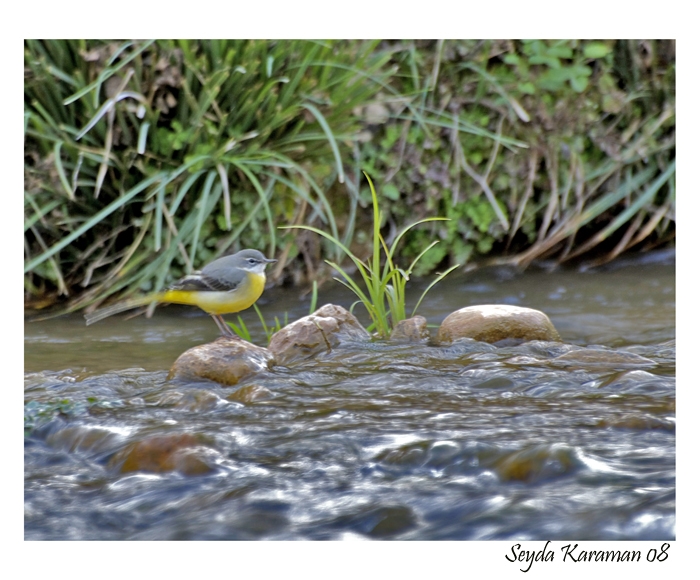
[220, 315, 239, 338]
[210, 314, 226, 335]
[211, 314, 238, 338]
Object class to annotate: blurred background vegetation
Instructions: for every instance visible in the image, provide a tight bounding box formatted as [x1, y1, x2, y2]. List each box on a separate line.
[24, 39, 675, 313]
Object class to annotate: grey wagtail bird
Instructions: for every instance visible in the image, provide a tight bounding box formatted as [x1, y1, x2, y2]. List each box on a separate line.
[84, 249, 277, 337]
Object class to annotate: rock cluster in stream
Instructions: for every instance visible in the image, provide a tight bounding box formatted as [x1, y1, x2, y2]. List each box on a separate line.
[168, 303, 562, 386]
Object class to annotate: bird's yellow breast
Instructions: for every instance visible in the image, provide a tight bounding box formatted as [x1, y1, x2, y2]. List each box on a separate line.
[160, 272, 266, 315]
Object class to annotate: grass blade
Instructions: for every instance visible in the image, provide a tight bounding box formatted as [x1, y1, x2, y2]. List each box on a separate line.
[302, 102, 345, 184]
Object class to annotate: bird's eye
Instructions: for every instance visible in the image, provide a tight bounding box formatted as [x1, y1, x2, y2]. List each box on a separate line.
[248, 258, 258, 264]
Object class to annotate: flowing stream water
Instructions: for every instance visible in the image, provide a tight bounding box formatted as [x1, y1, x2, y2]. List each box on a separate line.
[24, 251, 675, 540]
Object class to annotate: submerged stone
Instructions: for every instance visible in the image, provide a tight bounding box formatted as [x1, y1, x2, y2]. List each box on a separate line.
[45, 424, 124, 454]
[227, 384, 274, 403]
[168, 336, 272, 386]
[109, 433, 217, 476]
[595, 414, 675, 431]
[487, 443, 578, 483]
[436, 305, 561, 345]
[548, 348, 656, 369]
[268, 303, 370, 366]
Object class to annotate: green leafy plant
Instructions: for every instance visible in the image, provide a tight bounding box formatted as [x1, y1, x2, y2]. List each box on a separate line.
[501, 39, 612, 94]
[358, 40, 674, 269]
[24, 398, 88, 435]
[283, 172, 459, 338]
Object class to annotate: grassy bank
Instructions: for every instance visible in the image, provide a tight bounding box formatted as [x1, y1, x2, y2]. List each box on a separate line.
[24, 39, 675, 313]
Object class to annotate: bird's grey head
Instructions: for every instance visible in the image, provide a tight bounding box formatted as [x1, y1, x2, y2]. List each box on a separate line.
[235, 249, 277, 272]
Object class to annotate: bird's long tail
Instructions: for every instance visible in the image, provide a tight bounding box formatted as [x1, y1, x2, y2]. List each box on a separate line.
[84, 293, 164, 326]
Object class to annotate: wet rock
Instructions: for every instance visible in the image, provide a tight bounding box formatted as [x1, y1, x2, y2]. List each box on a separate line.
[488, 444, 577, 483]
[150, 389, 226, 411]
[548, 348, 656, 370]
[595, 414, 675, 432]
[109, 433, 217, 475]
[227, 384, 274, 403]
[330, 505, 417, 539]
[365, 505, 416, 538]
[45, 425, 124, 454]
[268, 303, 370, 366]
[168, 337, 272, 386]
[436, 305, 561, 345]
[390, 316, 430, 342]
[172, 389, 225, 412]
[377, 442, 429, 467]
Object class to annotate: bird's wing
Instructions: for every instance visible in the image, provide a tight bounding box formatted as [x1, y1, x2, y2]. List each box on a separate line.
[170, 270, 241, 292]
[199, 256, 247, 291]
